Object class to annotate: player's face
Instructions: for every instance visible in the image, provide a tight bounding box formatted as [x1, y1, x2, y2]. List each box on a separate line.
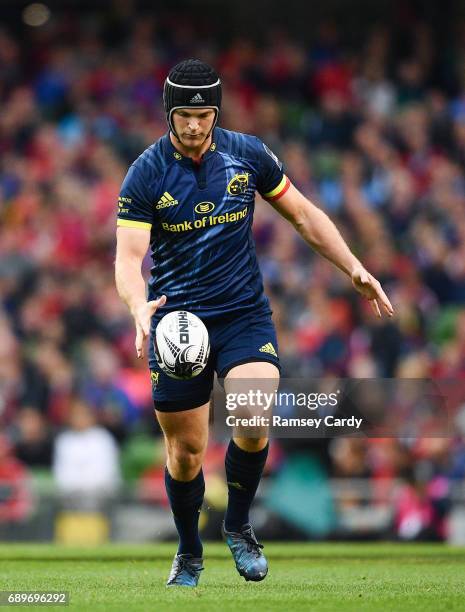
[173, 109, 216, 148]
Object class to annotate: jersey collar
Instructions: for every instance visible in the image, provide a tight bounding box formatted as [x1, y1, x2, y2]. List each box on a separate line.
[163, 129, 218, 165]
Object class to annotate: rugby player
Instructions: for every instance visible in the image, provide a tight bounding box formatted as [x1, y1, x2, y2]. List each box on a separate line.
[115, 59, 393, 586]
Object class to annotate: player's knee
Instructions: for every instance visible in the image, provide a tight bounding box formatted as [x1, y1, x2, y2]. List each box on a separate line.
[167, 440, 205, 479]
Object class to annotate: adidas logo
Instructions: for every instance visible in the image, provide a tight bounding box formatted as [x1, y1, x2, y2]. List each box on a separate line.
[190, 93, 205, 103]
[156, 192, 179, 209]
[259, 342, 277, 357]
[227, 481, 246, 491]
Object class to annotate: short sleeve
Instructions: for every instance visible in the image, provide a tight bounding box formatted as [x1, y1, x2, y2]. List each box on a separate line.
[117, 164, 154, 230]
[255, 139, 290, 201]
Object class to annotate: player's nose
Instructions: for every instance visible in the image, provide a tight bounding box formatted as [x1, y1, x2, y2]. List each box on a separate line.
[187, 119, 200, 131]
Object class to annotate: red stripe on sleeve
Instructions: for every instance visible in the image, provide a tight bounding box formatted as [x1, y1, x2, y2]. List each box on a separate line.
[267, 176, 291, 201]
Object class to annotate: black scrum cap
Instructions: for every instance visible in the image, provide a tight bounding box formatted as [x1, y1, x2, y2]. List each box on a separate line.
[163, 59, 222, 139]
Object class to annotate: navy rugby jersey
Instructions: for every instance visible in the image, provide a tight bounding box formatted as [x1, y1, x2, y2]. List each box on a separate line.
[117, 127, 290, 319]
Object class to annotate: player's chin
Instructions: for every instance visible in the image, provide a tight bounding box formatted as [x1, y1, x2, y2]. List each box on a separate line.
[182, 134, 205, 145]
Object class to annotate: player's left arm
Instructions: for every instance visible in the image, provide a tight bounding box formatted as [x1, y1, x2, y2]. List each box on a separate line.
[267, 182, 394, 318]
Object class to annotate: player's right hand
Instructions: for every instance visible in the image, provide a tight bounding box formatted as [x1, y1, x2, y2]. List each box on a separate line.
[351, 267, 394, 318]
[133, 295, 167, 359]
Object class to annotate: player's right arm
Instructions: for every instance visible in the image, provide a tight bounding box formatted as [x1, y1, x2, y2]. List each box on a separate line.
[254, 138, 393, 318]
[115, 227, 166, 359]
[115, 162, 166, 358]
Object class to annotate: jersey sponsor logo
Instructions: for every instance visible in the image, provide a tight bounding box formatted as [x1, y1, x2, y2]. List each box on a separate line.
[118, 196, 132, 214]
[227, 172, 249, 195]
[259, 342, 277, 357]
[161, 207, 248, 232]
[194, 201, 215, 214]
[156, 192, 179, 209]
[190, 93, 205, 103]
[263, 143, 283, 170]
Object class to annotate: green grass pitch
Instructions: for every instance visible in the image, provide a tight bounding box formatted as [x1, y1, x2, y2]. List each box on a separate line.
[1, 543, 465, 611]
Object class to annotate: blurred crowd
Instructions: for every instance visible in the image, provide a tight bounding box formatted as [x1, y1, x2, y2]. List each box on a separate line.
[1, 5, 465, 540]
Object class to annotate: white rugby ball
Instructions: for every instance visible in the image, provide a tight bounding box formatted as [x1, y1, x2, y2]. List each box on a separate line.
[154, 311, 210, 380]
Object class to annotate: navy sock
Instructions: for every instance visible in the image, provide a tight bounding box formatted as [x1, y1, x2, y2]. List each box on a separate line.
[165, 467, 204, 558]
[224, 439, 269, 532]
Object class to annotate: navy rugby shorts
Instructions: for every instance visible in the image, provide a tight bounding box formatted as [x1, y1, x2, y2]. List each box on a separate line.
[149, 307, 280, 412]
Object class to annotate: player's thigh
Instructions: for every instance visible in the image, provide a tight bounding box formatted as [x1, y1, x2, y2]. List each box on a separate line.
[225, 361, 279, 443]
[225, 360, 280, 412]
[150, 351, 214, 454]
[226, 360, 280, 381]
[155, 401, 210, 455]
[225, 361, 280, 400]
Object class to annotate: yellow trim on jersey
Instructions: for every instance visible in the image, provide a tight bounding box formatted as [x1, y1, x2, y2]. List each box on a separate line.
[264, 175, 287, 199]
[117, 219, 152, 230]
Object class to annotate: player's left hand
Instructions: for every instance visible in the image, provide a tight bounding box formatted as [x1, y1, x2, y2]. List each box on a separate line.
[351, 266, 394, 318]
[133, 294, 167, 358]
